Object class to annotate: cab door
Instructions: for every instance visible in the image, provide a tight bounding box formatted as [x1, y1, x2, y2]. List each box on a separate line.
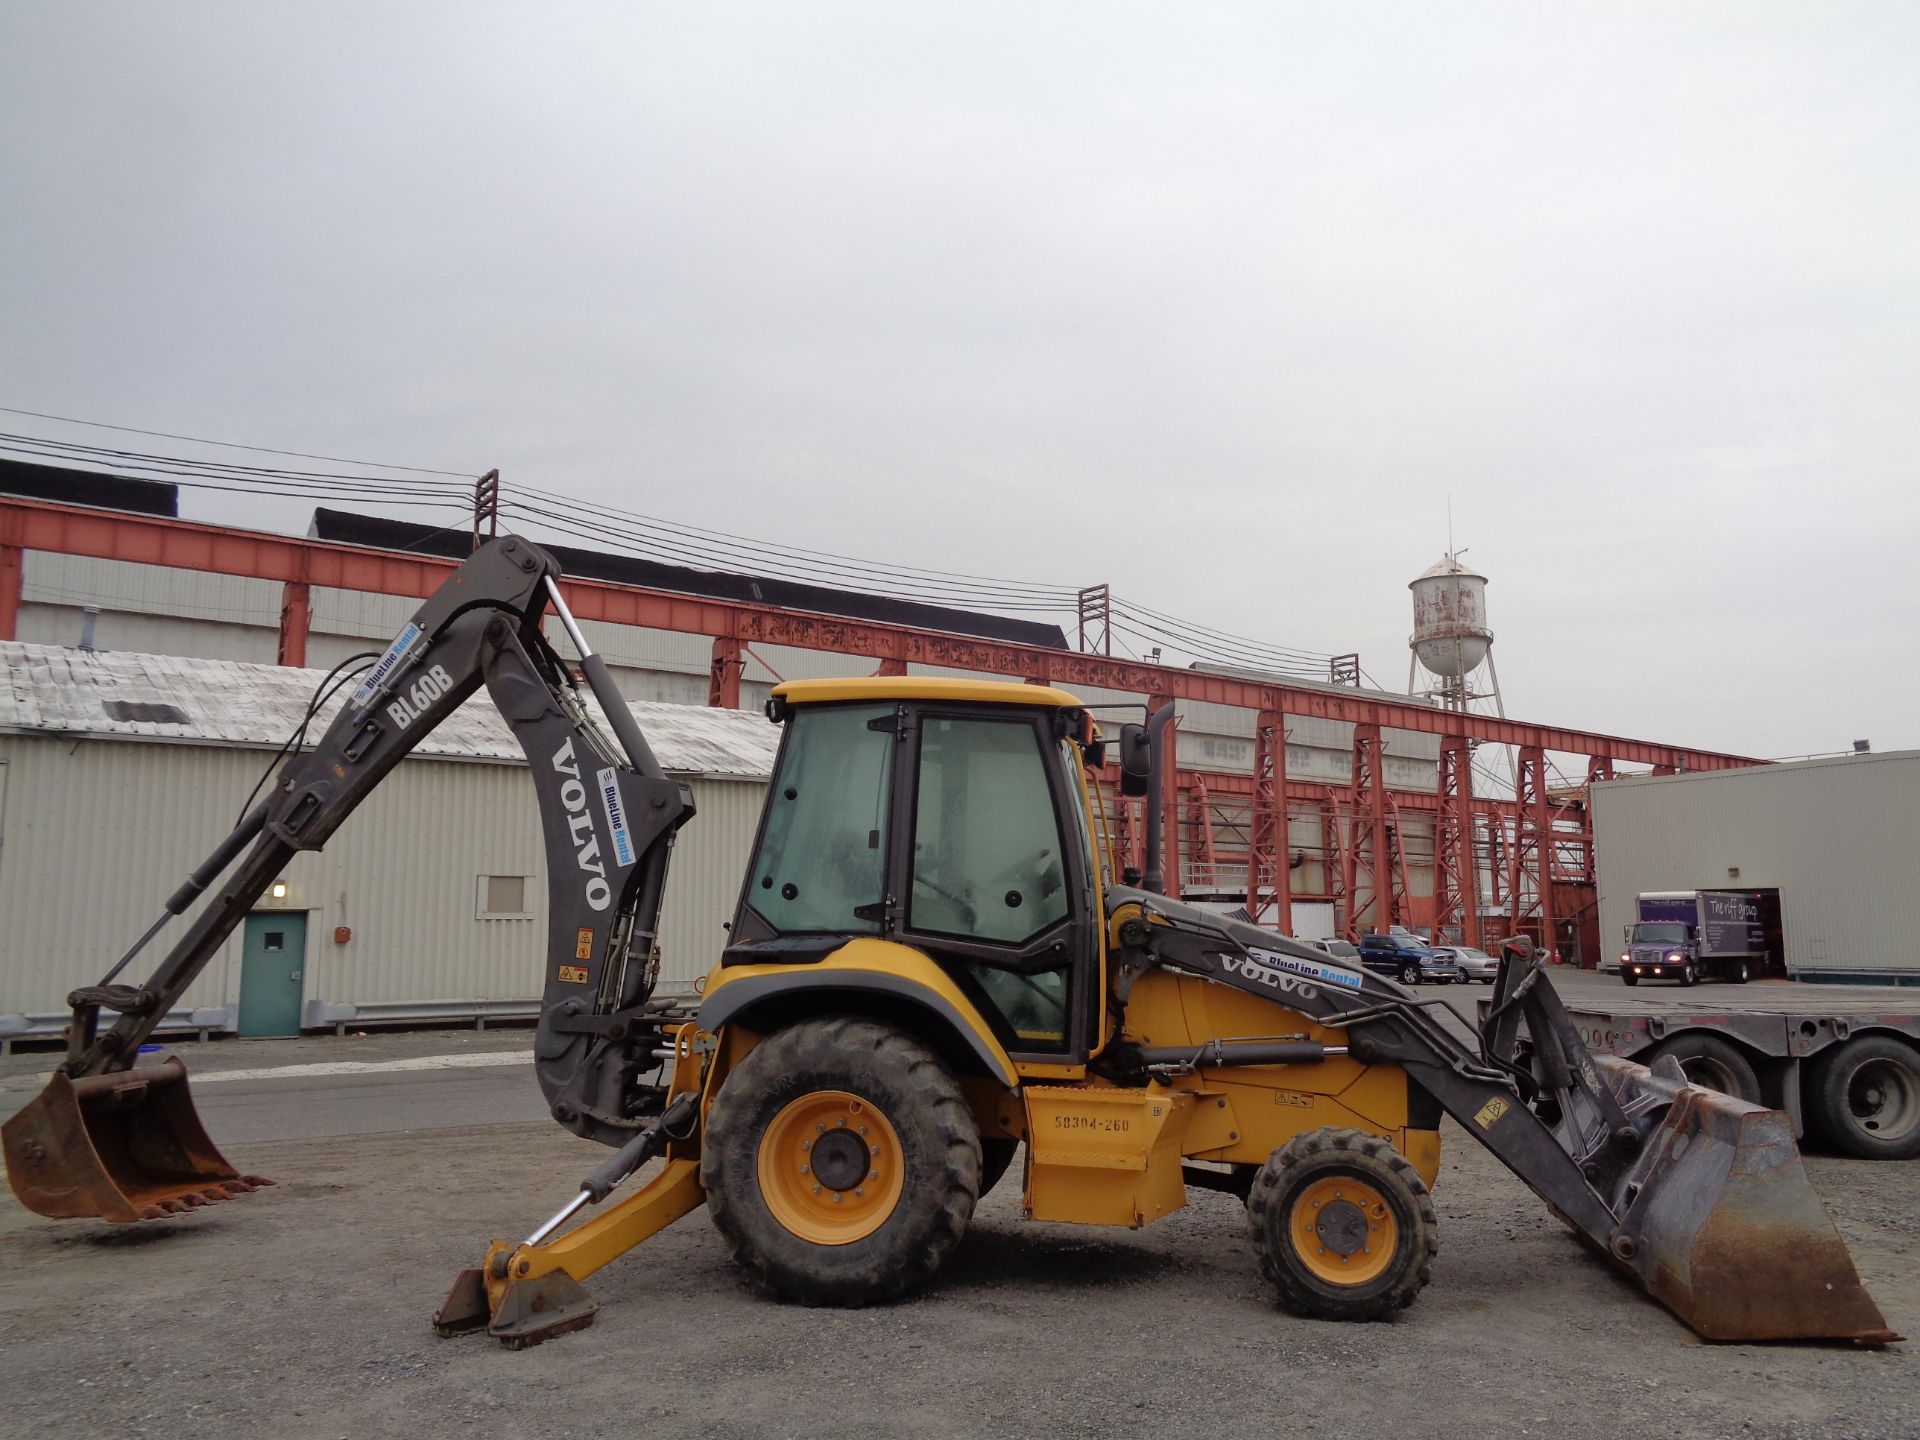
[892, 707, 1097, 1060]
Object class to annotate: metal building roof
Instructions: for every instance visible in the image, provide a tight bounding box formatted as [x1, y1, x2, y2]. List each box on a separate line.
[0, 642, 778, 780]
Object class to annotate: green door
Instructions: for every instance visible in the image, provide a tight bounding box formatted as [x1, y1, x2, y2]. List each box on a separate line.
[238, 912, 307, 1037]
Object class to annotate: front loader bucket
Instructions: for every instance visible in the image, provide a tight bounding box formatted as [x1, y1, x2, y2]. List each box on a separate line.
[3, 1059, 270, 1223]
[1594, 1055, 1897, 1344]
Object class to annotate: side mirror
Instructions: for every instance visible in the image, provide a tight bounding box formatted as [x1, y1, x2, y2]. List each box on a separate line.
[1118, 723, 1152, 797]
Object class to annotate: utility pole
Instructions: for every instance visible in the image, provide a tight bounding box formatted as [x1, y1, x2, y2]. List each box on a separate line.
[472, 470, 501, 552]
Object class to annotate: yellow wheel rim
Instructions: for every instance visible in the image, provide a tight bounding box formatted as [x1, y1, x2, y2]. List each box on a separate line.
[1291, 1175, 1397, 1285]
[757, 1090, 905, 1246]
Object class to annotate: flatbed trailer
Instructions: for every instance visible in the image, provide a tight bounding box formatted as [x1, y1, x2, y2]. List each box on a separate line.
[1546, 984, 1920, 1159]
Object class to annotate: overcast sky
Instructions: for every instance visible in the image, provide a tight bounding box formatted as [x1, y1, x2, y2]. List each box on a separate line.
[3, 3, 1915, 759]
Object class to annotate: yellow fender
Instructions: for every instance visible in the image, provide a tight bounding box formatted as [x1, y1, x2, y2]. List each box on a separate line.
[696, 937, 1018, 1088]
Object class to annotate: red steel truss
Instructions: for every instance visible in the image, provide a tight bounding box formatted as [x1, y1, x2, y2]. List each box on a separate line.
[1, 496, 1766, 959]
[1431, 738, 1478, 949]
[1243, 710, 1289, 927]
[1342, 724, 1394, 936]
[1185, 777, 1219, 890]
[1506, 746, 1557, 955]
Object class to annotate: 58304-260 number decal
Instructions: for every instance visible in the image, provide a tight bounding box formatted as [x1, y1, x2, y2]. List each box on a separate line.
[1053, 1114, 1132, 1133]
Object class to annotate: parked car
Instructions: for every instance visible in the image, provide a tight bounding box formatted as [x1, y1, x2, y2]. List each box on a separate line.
[1436, 945, 1499, 984]
[1357, 933, 1460, 985]
[1305, 937, 1363, 966]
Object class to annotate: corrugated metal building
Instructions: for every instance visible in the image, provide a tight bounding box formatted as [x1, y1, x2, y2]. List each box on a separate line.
[0, 642, 777, 1043]
[1591, 751, 1920, 983]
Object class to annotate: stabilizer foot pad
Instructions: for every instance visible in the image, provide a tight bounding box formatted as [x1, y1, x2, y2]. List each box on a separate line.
[487, 1270, 600, 1349]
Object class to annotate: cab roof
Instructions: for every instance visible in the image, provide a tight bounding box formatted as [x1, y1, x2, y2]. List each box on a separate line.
[772, 677, 1084, 708]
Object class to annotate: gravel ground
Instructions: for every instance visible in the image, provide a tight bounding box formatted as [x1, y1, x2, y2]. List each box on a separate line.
[2, 1111, 1914, 1440]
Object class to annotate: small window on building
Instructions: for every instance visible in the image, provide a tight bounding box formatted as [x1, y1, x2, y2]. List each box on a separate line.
[477, 875, 533, 920]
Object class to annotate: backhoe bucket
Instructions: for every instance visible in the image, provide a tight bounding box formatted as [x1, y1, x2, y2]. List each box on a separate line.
[3, 1060, 270, 1223]
[1594, 1055, 1897, 1344]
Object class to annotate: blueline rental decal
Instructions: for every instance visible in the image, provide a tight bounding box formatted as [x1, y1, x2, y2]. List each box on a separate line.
[349, 622, 423, 710]
[598, 768, 636, 867]
[1247, 948, 1364, 991]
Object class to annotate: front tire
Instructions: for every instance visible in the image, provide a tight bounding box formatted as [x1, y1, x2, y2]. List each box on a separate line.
[702, 1016, 981, 1305]
[1679, 963, 1698, 988]
[1622, 973, 1639, 987]
[1399, 964, 1418, 986]
[1247, 1128, 1437, 1322]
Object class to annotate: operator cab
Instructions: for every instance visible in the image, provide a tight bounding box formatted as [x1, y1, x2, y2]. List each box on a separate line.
[726, 677, 1106, 1060]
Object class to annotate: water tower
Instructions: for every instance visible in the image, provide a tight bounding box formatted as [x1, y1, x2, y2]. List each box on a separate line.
[1407, 551, 1502, 715]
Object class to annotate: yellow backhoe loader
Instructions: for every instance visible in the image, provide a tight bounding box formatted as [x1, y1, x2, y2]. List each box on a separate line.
[4, 537, 1896, 1349]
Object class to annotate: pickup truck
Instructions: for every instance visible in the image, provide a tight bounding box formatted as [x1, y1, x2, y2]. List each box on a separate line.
[1357, 933, 1460, 985]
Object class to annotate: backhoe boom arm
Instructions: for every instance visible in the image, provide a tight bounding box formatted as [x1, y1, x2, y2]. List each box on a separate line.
[56, 535, 695, 1146]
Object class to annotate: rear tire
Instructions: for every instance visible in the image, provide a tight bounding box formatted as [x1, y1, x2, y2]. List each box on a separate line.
[702, 1016, 981, 1305]
[1645, 1034, 1761, 1104]
[1807, 1036, 1920, 1161]
[1727, 959, 1751, 985]
[1247, 1128, 1437, 1322]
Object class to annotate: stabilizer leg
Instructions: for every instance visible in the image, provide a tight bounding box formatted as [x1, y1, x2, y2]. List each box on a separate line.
[434, 1155, 706, 1349]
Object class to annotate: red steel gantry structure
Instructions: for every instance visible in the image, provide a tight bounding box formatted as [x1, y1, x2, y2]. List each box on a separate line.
[0, 496, 1761, 960]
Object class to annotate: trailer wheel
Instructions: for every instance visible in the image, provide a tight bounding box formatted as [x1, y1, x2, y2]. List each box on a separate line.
[1645, 1034, 1760, 1104]
[1807, 1036, 1920, 1161]
[702, 1016, 981, 1305]
[1248, 1128, 1437, 1322]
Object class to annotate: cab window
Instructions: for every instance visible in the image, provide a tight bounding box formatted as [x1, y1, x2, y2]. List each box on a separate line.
[747, 704, 893, 934]
[908, 715, 1068, 944]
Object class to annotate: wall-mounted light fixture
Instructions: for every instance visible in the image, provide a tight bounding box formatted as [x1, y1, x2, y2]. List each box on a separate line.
[270, 881, 289, 900]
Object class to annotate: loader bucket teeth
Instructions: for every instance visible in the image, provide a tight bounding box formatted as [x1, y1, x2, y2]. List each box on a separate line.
[2, 1060, 268, 1224]
[1595, 1056, 1899, 1344]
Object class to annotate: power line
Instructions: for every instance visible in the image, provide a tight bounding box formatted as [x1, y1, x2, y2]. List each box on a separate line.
[2, 410, 1355, 669]
[505, 482, 1079, 601]
[1108, 602, 1331, 677]
[0, 405, 476, 476]
[499, 497, 1078, 613]
[0, 434, 473, 491]
[1111, 595, 1335, 666]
